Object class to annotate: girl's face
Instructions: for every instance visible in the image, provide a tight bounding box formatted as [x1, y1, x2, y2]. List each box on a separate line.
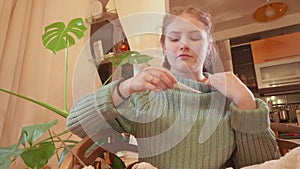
[164, 13, 210, 79]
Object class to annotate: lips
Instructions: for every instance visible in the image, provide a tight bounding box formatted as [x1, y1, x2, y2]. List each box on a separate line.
[177, 54, 192, 59]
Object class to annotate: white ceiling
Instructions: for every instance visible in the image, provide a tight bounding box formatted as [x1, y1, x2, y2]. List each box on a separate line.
[169, 0, 300, 32]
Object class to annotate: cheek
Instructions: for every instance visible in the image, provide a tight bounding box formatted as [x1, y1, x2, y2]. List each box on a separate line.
[193, 42, 209, 57]
[165, 42, 178, 54]
[165, 51, 176, 64]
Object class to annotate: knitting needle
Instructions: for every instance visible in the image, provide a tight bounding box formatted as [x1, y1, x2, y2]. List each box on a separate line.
[174, 82, 202, 94]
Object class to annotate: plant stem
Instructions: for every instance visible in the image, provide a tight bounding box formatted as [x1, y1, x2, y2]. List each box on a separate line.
[64, 47, 69, 112]
[103, 75, 113, 86]
[102, 61, 125, 85]
[48, 130, 60, 161]
[38, 130, 70, 144]
[0, 88, 68, 118]
[39, 140, 79, 145]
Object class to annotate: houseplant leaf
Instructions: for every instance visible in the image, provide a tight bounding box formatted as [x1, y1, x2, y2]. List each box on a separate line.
[0, 116, 59, 169]
[42, 18, 87, 53]
[98, 153, 126, 169]
[20, 120, 58, 146]
[20, 142, 56, 169]
[110, 155, 127, 169]
[109, 51, 153, 67]
[0, 144, 24, 169]
[101, 51, 153, 85]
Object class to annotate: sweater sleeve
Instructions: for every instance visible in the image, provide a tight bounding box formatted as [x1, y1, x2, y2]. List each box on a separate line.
[230, 98, 281, 168]
[66, 81, 133, 138]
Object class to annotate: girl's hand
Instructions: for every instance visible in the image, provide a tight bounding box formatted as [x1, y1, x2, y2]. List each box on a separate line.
[204, 71, 256, 110]
[121, 67, 178, 96]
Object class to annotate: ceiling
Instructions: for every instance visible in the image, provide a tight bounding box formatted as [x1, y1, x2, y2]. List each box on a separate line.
[169, 0, 300, 32]
[95, 0, 300, 43]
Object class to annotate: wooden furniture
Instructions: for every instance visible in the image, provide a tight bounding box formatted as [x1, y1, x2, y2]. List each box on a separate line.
[251, 32, 300, 64]
[270, 122, 300, 156]
[59, 129, 138, 169]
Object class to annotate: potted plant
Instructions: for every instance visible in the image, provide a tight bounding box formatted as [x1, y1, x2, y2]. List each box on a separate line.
[0, 17, 152, 169]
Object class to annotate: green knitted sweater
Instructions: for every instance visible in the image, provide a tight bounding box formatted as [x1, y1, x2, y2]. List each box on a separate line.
[67, 74, 280, 169]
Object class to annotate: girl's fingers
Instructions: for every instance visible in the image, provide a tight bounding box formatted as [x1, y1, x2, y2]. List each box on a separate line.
[144, 67, 177, 90]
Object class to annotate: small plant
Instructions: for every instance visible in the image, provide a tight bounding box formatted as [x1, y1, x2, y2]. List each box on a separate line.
[0, 17, 153, 169]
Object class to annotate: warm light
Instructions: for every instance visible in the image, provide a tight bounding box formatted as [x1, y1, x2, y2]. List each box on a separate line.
[265, 4, 276, 17]
[253, 1, 288, 22]
[119, 42, 129, 51]
[277, 99, 283, 104]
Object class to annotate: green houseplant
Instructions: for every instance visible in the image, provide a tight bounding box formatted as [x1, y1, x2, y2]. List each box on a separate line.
[0, 17, 153, 169]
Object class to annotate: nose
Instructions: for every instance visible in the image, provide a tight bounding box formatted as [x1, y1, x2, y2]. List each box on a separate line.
[179, 41, 190, 51]
[179, 37, 190, 51]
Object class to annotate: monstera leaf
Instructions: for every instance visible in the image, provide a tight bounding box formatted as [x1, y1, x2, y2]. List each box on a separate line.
[41, 17, 88, 112]
[42, 18, 87, 53]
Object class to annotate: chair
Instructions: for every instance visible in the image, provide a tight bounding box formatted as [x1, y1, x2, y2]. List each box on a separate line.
[270, 122, 300, 156]
[59, 128, 138, 169]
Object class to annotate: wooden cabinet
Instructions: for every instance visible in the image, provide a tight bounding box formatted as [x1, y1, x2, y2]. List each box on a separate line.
[251, 32, 300, 64]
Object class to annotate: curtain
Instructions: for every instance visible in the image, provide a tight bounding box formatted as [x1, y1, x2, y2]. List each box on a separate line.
[0, 0, 94, 168]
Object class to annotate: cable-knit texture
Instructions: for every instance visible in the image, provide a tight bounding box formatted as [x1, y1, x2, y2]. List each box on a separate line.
[67, 74, 280, 168]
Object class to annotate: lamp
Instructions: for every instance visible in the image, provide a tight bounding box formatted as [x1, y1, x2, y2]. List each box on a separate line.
[265, 3, 276, 17]
[253, 0, 288, 22]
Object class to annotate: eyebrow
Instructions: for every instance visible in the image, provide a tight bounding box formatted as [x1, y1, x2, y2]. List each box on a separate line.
[167, 30, 202, 34]
[166, 31, 181, 35]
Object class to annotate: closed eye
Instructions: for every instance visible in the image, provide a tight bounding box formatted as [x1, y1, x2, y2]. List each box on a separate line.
[168, 36, 180, 42]
[166, 32, 181, 42]
[190, 36, 201, 41]
[188, 31, 204, 41]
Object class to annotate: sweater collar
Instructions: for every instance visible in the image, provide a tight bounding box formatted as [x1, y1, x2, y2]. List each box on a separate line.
[173, 73, 214, 93]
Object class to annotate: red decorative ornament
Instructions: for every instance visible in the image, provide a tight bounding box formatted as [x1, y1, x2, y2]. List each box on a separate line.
[119, 42, 129, 52]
